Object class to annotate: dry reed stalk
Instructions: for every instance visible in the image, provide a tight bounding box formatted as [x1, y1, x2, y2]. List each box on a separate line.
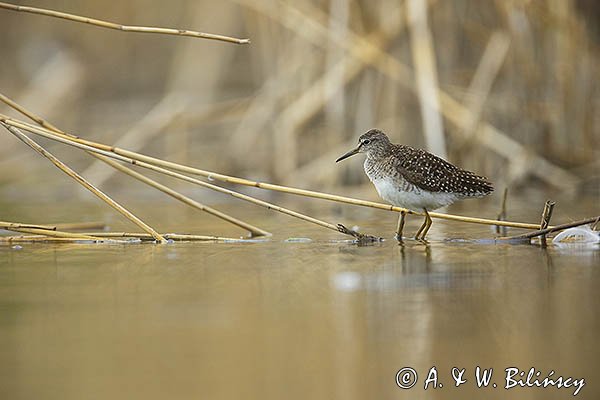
[0, 91, 269, 238]
[271, 19, 403, 180]
[0, 117, 359, 237]
[0, 222, 101, 240]
[159, 1, 248, 160]
[0, 221, 107, 236]
[0, 92, 62, 131]
[229, 76, 286, 160]
[228, 45, 312, 165]
[539, 200, 556, 247]
[1, 122, 167, 243]
[0, 236, 102, 243]
[324, 0, 349, 137]
[0, 52, 83, 160]
[0, 235, 139, 244]
[495, 187, 509, 235]
[0, 1, 249, 44]
[178, 96, 253, 127]
[505, 216, 599, 241]
[406, 0, 446, 158]
[248, 0, 580, 192]
[460, 31, 510, 145]
[83, 232, 246, 242]
[0, 232, 241, 243]
[0, 221, 57, 231]
[289, 137, 359, 186]
[236, 0, 408, 179]
[0, 116, 545, 230]
[81, 93, 188, 186]
[94, 155, 271, 237]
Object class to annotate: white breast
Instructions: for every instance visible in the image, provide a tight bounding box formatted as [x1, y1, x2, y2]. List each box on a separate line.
[370, 177, 458, 212]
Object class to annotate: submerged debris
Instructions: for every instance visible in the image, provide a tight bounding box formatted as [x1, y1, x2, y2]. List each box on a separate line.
[552, 225, 600, 244]
[337, 224, 383, 245]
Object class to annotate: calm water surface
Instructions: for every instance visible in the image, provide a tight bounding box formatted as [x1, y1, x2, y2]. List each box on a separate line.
[0, 199, 598, 399]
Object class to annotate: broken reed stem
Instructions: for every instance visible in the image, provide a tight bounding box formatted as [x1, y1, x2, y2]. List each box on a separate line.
[94, 155, 271, 237]
[495, 187, 508, 235]
[0, 221, 106, 241]
[506, 216, 599, 240]
[0, 232, 242, 243]
[1, 236, 102, 243]
[539, 200, 556, 247]
[0, 91, 63, 132]
[83, 232, 246, 241]
[0, 115, 545, 231]
[0, 117, 349, 237]
[0, 92, 270, 238]
[0, 221, 56, 231]
[0, 224, 101, 240]
[1, 122, 167, 243]
[0, 1, 249, 44]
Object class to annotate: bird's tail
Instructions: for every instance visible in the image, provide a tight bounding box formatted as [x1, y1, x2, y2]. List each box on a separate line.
[457, 170, 494, 198]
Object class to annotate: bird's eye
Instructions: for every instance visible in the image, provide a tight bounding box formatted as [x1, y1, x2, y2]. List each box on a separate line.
[362, 139, 370, 145]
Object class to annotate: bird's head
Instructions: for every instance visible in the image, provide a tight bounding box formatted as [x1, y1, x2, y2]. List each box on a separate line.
[336, 129, 391, 162]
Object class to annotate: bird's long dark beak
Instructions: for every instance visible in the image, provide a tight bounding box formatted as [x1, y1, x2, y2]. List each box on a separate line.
[336, 146, 360, 163]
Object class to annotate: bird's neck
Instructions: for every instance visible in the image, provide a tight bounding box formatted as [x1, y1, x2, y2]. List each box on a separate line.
[364, 145, 394, 180]
[365, 144, 393, 161]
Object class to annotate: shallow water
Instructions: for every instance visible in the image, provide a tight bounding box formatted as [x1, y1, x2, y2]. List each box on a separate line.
[0, 198, 598, 399]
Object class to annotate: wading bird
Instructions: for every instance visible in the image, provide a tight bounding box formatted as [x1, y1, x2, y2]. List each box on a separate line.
[336, 129, 493, 240]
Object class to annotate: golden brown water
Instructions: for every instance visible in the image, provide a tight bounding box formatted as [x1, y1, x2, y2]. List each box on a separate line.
[1, 199, 598, 399]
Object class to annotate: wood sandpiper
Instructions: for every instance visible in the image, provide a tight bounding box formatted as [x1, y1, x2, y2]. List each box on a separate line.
[336, 129, 494, 240]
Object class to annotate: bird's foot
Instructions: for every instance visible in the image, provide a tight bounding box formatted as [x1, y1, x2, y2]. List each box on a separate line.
[414, 233, 429, 243]
[337, 224, 383, 244]
[394, 233, 404, 242]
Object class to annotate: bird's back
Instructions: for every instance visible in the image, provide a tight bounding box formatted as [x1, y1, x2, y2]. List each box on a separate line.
[366, 143, 493, 198]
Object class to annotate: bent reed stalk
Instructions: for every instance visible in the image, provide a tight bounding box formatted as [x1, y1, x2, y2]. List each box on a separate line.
[506, 216, 599, 241]
[0, 221, 57, 231]
[0, 92, 270, 238]
[0, 115, 354, 237]
[83, 232, 250, 241]
[0, 221, 101, 240]
[0, 1, 249, 44]
[1, 122, 167, 243]
[0, 115, 544, 231]
[0, 229, 244, 243]
[1, 236, 104, 243]
[95, 155, 271, 237]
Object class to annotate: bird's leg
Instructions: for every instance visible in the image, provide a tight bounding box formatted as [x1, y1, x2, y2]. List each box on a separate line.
[395, 211, 406, 241]
[414, 216, 426, 239]
[422, 208, 433, 239]
[415, 208, 433, 240]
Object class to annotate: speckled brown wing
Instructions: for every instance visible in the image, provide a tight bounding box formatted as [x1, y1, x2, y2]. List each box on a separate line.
[391, 144, 494, 196]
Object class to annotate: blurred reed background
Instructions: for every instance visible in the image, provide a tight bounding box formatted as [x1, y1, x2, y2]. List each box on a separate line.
[0, 0, 598, 205]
